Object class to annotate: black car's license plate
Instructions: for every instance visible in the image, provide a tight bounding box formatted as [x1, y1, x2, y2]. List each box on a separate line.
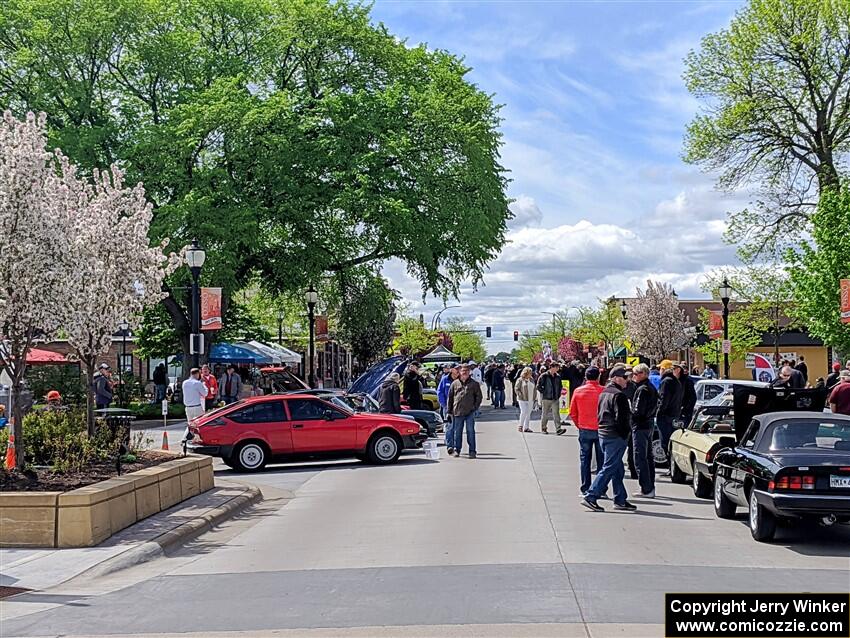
[829, 474, 850, 488]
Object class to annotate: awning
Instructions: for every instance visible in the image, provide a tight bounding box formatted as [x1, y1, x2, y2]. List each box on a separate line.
[421, 344, 461, 362]
[236, 341, 282, 365]
[208, 342, 274, 364]
[262, 342, 303, 364]
[27, 348, 68, 365]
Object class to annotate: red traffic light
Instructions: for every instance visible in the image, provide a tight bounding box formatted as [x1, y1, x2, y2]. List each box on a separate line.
[513, 330, 519, 341]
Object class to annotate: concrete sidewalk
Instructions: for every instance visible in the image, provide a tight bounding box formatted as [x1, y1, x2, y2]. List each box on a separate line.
[0, 481, 261, 593]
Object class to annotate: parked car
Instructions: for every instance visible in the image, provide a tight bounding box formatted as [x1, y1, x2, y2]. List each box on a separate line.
[669, 402, 735, 498]
[258, 367, 310, 393]
[695, 378, 768, 408]
[186, 393, 426, 471]
[349, 356, 441, 411]
[714, 411, 850, 541]
[283, 388, 444, 436]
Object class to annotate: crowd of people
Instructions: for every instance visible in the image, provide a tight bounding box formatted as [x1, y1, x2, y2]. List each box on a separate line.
[386, 355, 850, 513]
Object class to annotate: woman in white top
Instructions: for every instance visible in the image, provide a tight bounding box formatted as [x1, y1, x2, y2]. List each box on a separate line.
[513, 367, 536, 432]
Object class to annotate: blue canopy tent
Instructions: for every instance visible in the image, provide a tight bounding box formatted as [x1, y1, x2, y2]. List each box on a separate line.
[207, 342, 274, 365]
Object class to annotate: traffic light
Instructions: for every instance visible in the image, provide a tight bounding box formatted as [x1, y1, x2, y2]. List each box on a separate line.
[513, 330, 519, 341]
[485, 326, 491, 338]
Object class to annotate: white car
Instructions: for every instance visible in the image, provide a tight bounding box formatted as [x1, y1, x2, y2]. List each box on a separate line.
[695, 379, 768, 408]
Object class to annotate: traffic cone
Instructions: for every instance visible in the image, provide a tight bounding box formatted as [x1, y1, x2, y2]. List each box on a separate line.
[5, 434, 16, 470]
[161, 430, 169, 451]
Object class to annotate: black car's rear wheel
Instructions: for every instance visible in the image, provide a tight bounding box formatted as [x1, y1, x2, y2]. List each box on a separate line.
[748, 490, 777, 542]
[713, 476, 737, 519]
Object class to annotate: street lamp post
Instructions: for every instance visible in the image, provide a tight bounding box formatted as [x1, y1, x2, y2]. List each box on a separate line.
[185, 239, 206, 370]
[431, 305, 460, 331]
[719, 278, 732, 380]
[306, 285, 318, 388]
[119, 320, 129, 407]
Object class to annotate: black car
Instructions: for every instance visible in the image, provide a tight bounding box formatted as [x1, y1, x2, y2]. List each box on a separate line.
[284, 389, 444, 437]
[713, 410, 850, 542]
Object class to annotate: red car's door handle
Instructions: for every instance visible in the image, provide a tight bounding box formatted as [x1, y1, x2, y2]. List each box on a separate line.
[292, 424, 304, 429]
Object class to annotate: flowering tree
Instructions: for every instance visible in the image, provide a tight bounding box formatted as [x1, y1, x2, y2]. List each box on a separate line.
[626, 280, 690, 363]
[557, 337, 582, 361]
[61, 165, 179, 433]
[0, 112, 76, 465]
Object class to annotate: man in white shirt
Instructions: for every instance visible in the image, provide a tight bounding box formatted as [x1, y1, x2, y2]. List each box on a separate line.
[182, 368, 208, 425]
[469, 362, 483, 384]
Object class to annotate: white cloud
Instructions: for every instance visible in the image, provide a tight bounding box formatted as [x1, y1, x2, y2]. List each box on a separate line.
[508, 195, 543, 229]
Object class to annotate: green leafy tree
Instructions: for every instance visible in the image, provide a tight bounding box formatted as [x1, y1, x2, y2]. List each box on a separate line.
[334, 269, 398, 367]
[393, 317, 437, 357]
[693, 307, 764, 366]
[789, 188, 850, 353]
[684, 0, 850, 255]
[0, 0, 511, 358]
[703, 265, 800, 362]
[570, 298, 626, 356]
[442, 318, 486, 363]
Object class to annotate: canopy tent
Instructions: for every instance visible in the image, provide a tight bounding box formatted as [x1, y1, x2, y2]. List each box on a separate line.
[262, 342, 303, 364]
[421, 344, 461, 363]
[236, 341, 282, 365]
[26, 348, 68, 365]
[207, 342, 274, 365]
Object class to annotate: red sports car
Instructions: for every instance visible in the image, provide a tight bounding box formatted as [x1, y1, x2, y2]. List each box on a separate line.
[185, 393, 426, 471]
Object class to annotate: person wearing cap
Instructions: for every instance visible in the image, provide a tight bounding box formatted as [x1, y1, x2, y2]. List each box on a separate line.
[828, 370, 850, 416]
[630, 363, 658, 498]
[447, 364, 483, 458]
[45, 390, 65, 412]
[403, 362, 425, 410]
[656, 359, 682, 461]
[379, 373, 403, 414]
[537, 362, 566, 435]
[218, 364, 242, 405]
[94, 363, 114, 410]
[826, 362, 842, 392]
[569, 366, 605, 495]
[582, 367, 636, 512]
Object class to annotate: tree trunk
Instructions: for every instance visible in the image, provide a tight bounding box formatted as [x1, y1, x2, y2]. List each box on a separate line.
[85, 363, 95, 436]
[10, 375, 24, 468]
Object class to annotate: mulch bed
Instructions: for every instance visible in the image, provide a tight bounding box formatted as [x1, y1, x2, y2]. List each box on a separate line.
[0, 451, 176, 493]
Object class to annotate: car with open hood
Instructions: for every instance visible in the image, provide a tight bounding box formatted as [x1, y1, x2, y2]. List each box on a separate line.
[349, 356, 441, 411]
[711, 385, 850, 541]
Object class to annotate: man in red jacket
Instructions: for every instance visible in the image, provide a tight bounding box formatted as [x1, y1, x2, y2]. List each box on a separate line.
[569, 366, 605, 496]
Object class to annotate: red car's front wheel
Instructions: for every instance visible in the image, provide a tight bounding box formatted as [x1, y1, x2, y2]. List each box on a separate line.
[367, 433, 402, 464]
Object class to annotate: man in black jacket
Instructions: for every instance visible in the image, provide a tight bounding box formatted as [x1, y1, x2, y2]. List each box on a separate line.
[582, 368, 637, 512]
[677, 362, 697, 426]
[403, 362, 424, 410]
[656, 361, 682, 458]
[491, 364, 506, 409]
[537, 362, 566, 435]
[630, 364, 658, 498]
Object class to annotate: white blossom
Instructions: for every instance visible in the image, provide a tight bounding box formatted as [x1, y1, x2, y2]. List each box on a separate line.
[625, 280, 690, 362]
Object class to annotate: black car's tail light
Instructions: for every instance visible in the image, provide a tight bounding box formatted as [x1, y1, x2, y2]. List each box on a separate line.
[769, 474, 815, 491]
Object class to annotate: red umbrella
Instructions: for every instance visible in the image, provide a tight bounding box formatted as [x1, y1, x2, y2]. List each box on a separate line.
[26, 348, 68, 365]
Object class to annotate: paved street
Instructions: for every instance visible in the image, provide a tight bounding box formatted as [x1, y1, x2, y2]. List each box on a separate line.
[3, 406, 849, 637]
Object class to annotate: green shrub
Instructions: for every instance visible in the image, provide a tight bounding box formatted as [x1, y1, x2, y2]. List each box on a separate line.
[129, 402, 185, 419]
[25, 364, 87, 406]
[0, 409, 126, 472]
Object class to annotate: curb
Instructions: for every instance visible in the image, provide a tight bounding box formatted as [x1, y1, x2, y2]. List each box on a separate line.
[76, 483, 263, 580]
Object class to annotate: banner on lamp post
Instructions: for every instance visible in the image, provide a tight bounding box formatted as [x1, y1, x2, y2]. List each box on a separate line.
[315, 315, 329, 341]
[708, 311, 724, 339]
[200, 287, 223, 331]
[841, 279, 850, 324]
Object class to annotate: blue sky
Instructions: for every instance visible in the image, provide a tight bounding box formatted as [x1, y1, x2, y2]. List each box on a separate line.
[371, 0, 748, 351]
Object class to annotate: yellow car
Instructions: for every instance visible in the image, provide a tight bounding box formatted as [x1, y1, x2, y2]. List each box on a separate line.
[669, 404, 736, 498]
